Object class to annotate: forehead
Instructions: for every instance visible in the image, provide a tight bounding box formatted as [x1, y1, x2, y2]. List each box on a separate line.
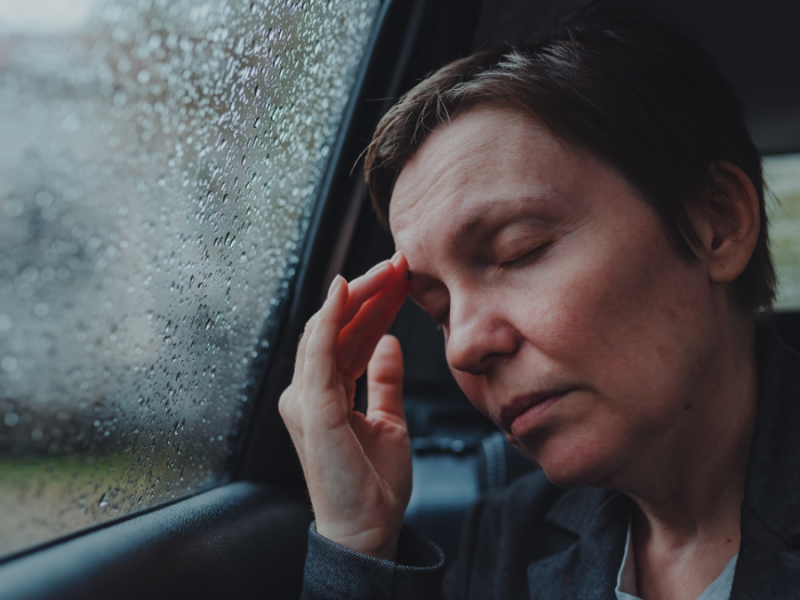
[388, 106, 590, 246]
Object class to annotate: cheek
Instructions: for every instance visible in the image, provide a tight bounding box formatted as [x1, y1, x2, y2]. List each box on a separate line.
[538, 238, 717, 460]
[530, 222, 707, 374]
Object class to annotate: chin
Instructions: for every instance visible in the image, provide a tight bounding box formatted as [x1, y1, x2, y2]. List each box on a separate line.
[519, 433, 621, 490]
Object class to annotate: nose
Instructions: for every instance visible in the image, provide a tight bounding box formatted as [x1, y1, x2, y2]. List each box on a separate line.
[445, 290, 520, 376]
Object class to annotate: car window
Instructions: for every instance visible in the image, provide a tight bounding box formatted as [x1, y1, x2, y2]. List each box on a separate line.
[764, 154, 800, 310]
[0, 0, 380, 558]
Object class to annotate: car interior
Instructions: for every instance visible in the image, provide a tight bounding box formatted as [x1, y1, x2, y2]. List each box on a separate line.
[1, 0, 800, 598]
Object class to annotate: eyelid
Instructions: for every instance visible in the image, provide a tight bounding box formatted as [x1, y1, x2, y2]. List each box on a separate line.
[503, 241, 550, 267]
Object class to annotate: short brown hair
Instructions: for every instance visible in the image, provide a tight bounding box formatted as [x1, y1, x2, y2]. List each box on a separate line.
[364, 2, 775, 313]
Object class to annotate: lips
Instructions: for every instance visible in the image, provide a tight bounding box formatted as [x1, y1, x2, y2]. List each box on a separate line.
[500, 390, 571, 436]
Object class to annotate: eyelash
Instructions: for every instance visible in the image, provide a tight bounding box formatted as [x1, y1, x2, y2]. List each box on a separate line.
[503, 243, 549, 268]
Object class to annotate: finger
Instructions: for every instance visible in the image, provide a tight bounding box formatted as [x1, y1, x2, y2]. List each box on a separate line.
[337, 265, 407, 373]
[341, 281, 407, 380]
[303, 275, 349, 397]
[366, 335, 406, 423]
[342, 260, 396, 324]
[340, 251, 407, 325]
[338, 252, 407, 358]
[294, 260, 372, 386]
[390, 250, 408, 277]
[295, 254, 407, 385]
[292, 316, 315, 387]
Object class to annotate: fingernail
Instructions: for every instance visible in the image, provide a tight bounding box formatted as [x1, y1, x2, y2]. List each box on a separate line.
[327, 275, 342, 298]
[366, 260, 391, 275]
[391, 251, 402, 264]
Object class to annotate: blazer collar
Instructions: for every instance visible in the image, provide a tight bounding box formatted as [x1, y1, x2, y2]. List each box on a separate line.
[526, 487, 630, 600]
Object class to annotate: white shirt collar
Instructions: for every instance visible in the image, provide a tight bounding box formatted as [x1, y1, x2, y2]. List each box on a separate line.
[615, 520, 640, 600]
[614, 520, 739, 600]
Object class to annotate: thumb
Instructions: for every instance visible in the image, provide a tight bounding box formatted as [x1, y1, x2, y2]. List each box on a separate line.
[366, 335, 405, 423]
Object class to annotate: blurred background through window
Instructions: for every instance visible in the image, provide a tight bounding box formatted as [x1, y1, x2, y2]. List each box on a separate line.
[765, 153, 800, 310]
[0, 0, 380, 558]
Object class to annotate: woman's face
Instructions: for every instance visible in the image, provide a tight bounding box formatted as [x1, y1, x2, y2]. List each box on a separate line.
[389, 106, 726, 489]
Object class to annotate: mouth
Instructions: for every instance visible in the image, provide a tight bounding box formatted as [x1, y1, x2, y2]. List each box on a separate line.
[500, 389, 572, 437]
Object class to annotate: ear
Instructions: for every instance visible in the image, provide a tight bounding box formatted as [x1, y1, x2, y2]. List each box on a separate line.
[694, 160, 761, 286]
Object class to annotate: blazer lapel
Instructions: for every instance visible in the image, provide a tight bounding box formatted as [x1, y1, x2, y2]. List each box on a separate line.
[731, 326, 800, 598]
[526, 488, 630, 600]
[732, 504, 800, 599]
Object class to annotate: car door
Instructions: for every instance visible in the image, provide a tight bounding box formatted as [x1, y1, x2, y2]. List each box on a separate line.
[0, 0, 482, 598]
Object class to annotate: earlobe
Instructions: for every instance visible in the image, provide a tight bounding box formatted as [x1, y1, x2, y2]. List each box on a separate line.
[701, 161, 761, 285]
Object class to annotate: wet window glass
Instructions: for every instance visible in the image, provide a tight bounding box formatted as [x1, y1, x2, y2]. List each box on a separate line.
[0, 0, 380, 557]
[764, 154, 800, 310]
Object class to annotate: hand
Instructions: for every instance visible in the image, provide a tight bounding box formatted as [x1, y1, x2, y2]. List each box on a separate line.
[278, 252, 410, 561]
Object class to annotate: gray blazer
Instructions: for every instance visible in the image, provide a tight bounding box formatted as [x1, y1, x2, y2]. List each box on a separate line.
[301, 325, 800, 599]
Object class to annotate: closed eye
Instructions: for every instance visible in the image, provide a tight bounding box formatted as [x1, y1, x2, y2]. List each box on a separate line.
[502, 242, 551, 269]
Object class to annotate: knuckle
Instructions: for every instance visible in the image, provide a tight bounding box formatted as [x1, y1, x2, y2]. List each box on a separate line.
[278, 388, 296, 420]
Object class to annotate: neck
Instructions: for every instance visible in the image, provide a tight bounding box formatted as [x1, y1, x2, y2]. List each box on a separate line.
[619, 313, 759, 550]
[611, 312, 759, 600]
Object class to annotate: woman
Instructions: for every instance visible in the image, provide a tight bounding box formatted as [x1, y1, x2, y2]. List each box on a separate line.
[279, 4, 800, 599]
